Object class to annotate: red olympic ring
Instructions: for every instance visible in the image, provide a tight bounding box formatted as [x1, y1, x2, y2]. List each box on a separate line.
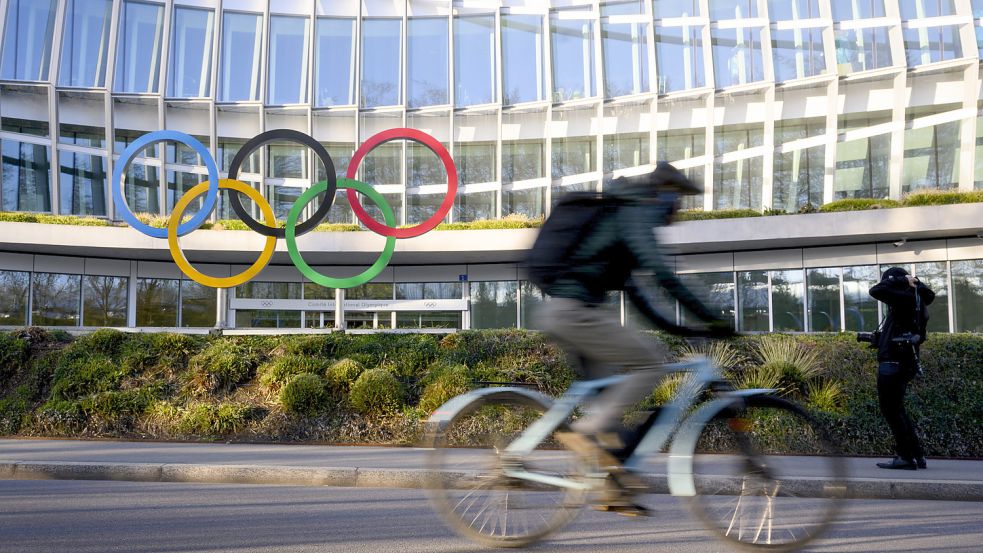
[346, 128, 458, 239]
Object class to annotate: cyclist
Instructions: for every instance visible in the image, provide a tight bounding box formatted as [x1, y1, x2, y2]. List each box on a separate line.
[531, 162, 734, 513]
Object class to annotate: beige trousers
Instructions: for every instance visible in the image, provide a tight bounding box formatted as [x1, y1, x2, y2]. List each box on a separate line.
[535, 297, 669, 436]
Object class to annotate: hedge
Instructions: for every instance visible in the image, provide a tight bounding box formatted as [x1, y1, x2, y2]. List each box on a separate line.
[0, 328, 980, 457]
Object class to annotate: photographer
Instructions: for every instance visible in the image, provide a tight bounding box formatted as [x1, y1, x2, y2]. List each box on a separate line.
[866, 267, 935, 471]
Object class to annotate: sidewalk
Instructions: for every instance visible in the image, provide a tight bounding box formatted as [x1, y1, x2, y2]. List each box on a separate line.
[2, 438, 981, 501]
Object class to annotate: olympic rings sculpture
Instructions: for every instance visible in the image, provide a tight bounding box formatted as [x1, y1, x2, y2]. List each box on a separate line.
[112, 128, 457, 289]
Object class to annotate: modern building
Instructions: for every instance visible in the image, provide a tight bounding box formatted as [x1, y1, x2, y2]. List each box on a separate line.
[0, 0, 980, 334]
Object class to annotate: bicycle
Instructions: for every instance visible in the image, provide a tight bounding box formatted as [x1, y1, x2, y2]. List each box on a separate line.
[424, 355, 847, 551]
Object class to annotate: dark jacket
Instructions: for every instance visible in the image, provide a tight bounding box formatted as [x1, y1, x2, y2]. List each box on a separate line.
[544, 184, 720, 334]
[869, 276, 935, 362]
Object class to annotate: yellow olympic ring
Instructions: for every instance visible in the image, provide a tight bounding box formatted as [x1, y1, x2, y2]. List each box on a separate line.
[167, 179, 277, 288]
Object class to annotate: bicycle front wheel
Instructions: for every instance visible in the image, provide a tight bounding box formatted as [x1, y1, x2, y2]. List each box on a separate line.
[688, 395, 847, 552]
[426, 393, 587, 548]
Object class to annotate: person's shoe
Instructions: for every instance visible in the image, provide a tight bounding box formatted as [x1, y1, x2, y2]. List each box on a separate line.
[876, 457, 917, 470]
[915, 456, 927, 469]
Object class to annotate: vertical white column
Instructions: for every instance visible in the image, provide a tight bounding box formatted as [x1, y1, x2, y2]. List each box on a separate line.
[958, 63, 977, 192]
[821, 0, 839, 206]
[885, 1, 907, 200]
[335, 287, 345, 330]
[105, 0, 123, 221]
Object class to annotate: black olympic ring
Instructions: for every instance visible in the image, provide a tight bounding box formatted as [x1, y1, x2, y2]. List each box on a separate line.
[227, 129, 337, 238]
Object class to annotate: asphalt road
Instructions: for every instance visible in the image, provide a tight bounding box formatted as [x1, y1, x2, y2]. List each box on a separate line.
[2, 480, 981, 553]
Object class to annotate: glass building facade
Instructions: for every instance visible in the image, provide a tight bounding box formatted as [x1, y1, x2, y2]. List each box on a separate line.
[0, 0, 980, 332]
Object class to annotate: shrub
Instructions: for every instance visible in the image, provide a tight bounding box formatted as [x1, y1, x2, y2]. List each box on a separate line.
[187, 339, 259, 395]
[349, 368, 404, 415]
[645, 373, 688, 407]
[677, 341, 745, 371]
[177, 402, 254, 436]
[730, 363, 786, 393]
[0, 332, 29, 379]
[754, 334, 823, 383]
[902, 189, 983, 207]
[418, 364, 471, 413]
[325, 358, 365, 393]
[50, 353, 126, 401]
[807, 379, 844, 414]
[676, 209, 763, 221]
[280, 373, 329, 416]
[75, 329, 128, 356]
[259, 354, 327, 392]
[818, 198, 901, 212]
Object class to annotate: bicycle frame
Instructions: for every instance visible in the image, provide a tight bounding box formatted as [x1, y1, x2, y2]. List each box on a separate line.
[429, 356, 774, 494]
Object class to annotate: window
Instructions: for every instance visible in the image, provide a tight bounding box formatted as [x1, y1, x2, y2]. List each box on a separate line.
[267, 15, 310, 105]
[1, 139, 51, 212]
[503, 141, 545, 182]
[552, 137, 596, 178]
[835, 115, 891, 200]
[236, 310, 301, 329]
[658, 128, 706, 161]
[407, 142, 446, 187]
[807, 268, 840, 332]
[903, 26, 963, 67]
[714, 157, 762, 210]
[768, 0, 821, 21]
[774, 119, 825, 212]
[454, 191, 496, 222]
[396, 282, 462, 300]
[653, 0, 700, 18]
[602, 19, 649, 97]
[952, 259, 983, 333]
[236, 281, 302, 299]
[396, 312, 461, 329]
[910, 262, 949, 333]
[137, 278, 178, 326]
[710, 0, 758, 19]
[218, 12, 262, 102]
[551, 18, 596, 101]
[114, 1, 164, 93]
[834, 28, 892, 74]
[119, 162, 160, 215]
[772, 269, 805, 332]
[710, 27, 764, 88]
[408, 18, 449, 108]
[772, 28, 826, 82]
[831, 0, 885, 20]
[166, 170, 207, 219]
[315, 18, 355, 107]
[59, 0, 112, 88]
[519, 281, 547, 329]
[843, 265, 879, 332]
[181, 280, 216, 327]
[679, 272, 736, 326]
[738, 270, 768, 331]
[655, 26, 705, 93]
[457, 143, 496, 185]
[168, 7, 215, 98]
[503, 187, 546, 218]
[455, 16, 496, 106]
[902, 114, 960, 193]
[900, 0, 955, 19]
[0, 0, 56, 81]
[604, 133, 650, 173]
[344, 282, 393, 300]
[502, 15, 545, 104]
[361, 19, 401, 107]
[0, 270, 30, 325]
[472, 281, 518, 329]
[32, 272, 81, 326]
[60, 124, 105, 149]
[82, 275, 127, 326]
[59, 153, 106, 216]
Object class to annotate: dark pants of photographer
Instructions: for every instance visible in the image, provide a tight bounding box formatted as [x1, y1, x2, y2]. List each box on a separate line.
[877, 361, 923, 461]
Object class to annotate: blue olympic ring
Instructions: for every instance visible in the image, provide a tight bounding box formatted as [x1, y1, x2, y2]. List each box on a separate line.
[112, 130, 220, 239]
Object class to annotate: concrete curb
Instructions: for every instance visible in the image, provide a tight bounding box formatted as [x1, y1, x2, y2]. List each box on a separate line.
[1, 460, 981, 502]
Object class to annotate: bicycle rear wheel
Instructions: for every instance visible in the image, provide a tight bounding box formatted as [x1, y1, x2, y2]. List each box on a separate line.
[426, 393, 587, 548]
[688, 395, 846, 552]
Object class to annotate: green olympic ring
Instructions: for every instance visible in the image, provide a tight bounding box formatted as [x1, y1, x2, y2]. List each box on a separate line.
[286, 178, 396, 289]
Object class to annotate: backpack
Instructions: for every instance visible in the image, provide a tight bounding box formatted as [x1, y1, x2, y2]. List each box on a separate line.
[525, 192, 620, 290]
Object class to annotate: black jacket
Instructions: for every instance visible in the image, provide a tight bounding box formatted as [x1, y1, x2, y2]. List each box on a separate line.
[869, 278, 935, 362]
[544, 186, 721, 334]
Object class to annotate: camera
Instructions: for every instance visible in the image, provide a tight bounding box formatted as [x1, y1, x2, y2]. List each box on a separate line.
[856, 331, 880, 345]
